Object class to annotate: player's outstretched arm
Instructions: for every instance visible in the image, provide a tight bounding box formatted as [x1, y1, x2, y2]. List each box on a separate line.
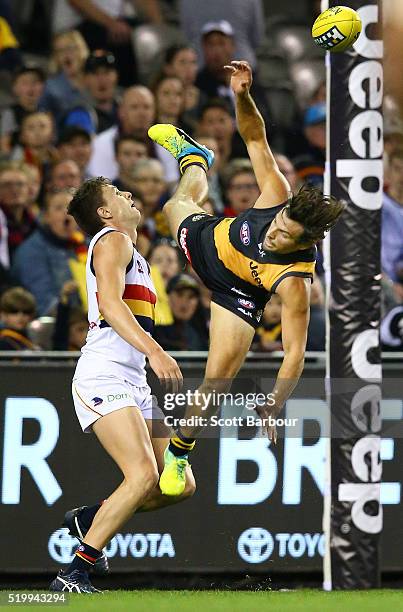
[225, 60, 290, 209]
[93, 231, 182, 391]
[256, 276, 310, 442]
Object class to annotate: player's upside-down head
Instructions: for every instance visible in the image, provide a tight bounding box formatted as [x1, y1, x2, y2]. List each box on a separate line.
[67, 176, 143, 237]
[263, 184, 346, 254]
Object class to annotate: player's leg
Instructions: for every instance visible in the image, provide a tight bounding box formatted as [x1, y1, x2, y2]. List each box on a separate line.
[160, 302, 255, 495]
[148, 124, 214, 239]
[50, 406, 159, 592]
[137, 423, 196, 512]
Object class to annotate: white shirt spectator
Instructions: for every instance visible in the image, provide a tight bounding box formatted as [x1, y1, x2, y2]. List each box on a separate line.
[88, 126, 179, 184]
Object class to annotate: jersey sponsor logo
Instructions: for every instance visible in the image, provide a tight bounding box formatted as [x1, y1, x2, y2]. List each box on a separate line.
[237, 307, 253, 319]
[107, 393, 132, 403]
[137, 260, 144, 274]
[231, 287, 251, 297]
[179, 227, 191, 262]
[92, 396, 103, 407]
[238, 298, 255, 309]
[191, 214, 206, 222]
[240, 221, 251, 246]
[89, 322, 97, 330]
[249, 261, 263, 287]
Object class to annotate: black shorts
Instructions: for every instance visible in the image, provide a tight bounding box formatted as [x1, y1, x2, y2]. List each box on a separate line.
[177, 213, 268, 329]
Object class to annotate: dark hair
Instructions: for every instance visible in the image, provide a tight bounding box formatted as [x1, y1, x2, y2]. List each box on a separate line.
[59, 125, 91, 145]
[67, 176, 110, 236]
[0, 286, 36, 315]
[164, 44, 193, 66]
[13, 64, 46, 83]
[200, 98, 233, 119]
[286, 184, 345, 244]
[113, 134, 147, 155]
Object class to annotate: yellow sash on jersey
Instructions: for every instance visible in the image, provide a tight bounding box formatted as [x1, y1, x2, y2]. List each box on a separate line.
[213, 218, 315, 292]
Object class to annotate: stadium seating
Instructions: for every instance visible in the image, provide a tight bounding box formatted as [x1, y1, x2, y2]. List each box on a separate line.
[289, 59, 326, 109]
[132, 24, 186, 84]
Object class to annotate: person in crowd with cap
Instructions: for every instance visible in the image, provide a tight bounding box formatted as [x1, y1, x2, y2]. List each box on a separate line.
[153, 273, 208, 351]
[179, 0, 264, 69]
[292, 102, 326, 189]
[82, 50, 119, 133]
[195, 20, 271, 129]
[0, 286, 37, 350]
[88, 85, 179, 185]
[0, 64, 46, 155]
[58, 126, 93, 181]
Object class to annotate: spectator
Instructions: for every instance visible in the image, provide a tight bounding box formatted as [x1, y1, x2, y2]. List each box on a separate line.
[0, 65, 46, 155]
[52, 0, 163, 86]
[196, 134, 224, 212]
[221, 159, 259, 217]
[47, 159, 82, 191]
[40, 30, 89, 131]
[58, 126, 93, 180]
[153, 273, 208, 351]
[20, 162, 41, 217]
[113, 135, 148, 191]
[195, 21, 271, 125]
[382, 148, 403, 302]
[161, 45, 202, 128]
[0, 162, 37, 260]
[197, 98, 247, 167]
[52, 280, 88, 350]
[88, 86, 179, 184]
[152, 75, 186, 130]
[132, 158, 170, 239]
[12, 190, 82, 315]
[273, 153, 300, 193]
[293, 103, 326, 188]
[11, 111, 57, 177]
[0, 286, 36, 350]
[179, 1, 264, 69]
[83, 49, 119, 133]
[149, 240, 181, 286]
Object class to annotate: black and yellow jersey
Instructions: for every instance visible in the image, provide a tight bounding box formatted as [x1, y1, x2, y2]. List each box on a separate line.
[177, 203, 316, 327]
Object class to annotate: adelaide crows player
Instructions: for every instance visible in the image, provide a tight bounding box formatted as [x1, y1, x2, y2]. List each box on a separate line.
[148, 61, 345, 496]
[49, 181, 194, 593]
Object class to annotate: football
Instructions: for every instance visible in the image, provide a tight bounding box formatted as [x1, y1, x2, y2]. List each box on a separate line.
[312, 5, 362, 52]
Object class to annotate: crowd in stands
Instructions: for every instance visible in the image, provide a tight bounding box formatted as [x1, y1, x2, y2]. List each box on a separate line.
[0, 0, 402, 353]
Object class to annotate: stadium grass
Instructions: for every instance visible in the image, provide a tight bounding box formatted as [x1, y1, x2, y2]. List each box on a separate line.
[9, 589, 403, 611]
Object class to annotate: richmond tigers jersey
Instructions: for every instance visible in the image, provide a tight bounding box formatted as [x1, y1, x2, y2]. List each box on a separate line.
[76, 227, 156, 386]
[200, 203, 316, 301]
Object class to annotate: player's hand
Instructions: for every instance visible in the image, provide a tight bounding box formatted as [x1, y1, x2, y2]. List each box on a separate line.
[224, 60, 253, 95]
[255, 403, 279, 444]
[148, 347, 183, 393]
[107, 19, 132, 44]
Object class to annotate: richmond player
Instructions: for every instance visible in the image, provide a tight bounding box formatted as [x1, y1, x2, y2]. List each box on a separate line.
[148, 60, 345, 496]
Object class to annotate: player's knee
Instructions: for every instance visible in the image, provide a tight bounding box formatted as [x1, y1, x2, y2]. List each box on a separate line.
[125, 461, 159, 500]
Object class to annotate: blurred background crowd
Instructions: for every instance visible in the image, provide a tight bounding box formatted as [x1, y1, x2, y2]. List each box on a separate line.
[0, 0, 401, 353]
